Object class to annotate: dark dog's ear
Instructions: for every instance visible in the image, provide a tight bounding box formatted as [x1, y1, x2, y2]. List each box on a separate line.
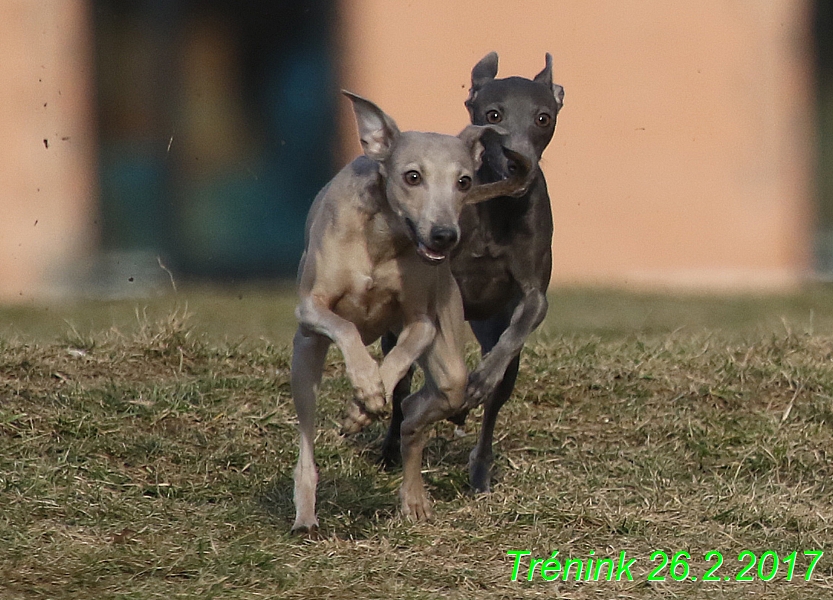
[457, 124, 505, 172]
[553, 83, 565, 113]
[466, 52, 499, 110]
[533, 53, 553, 87]
[471, 52, 499, 89]
[343, 91, 400, 162]
[534, 53, 565, 112]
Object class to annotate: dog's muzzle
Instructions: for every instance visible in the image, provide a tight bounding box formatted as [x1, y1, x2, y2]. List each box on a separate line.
[405, 219, 458, 265]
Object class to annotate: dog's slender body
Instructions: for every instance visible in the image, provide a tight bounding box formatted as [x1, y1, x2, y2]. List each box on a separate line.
[381, 53, 564, 493]
[290, 91, 531, 532]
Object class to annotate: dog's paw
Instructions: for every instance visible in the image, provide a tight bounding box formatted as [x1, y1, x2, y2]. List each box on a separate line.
[465, 367, 500, 407]
[399, 483, 433, 522]
[358, 388, 386, 416]
[346, 359, 386, 416]
[291, 523, 321, 539]
[341, 400, 374, 435]
[291, 515, 320, 537]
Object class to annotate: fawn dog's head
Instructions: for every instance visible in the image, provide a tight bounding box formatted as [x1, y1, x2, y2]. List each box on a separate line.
[345, 92, 531, 264]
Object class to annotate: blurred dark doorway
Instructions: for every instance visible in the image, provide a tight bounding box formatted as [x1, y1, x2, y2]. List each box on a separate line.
[814, 1, 833, 274]
[93, 0, 337, 281]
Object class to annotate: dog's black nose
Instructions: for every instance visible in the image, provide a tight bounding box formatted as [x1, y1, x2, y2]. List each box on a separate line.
[429, 226, 459, 251]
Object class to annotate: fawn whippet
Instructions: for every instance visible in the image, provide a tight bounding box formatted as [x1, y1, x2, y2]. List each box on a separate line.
[290, 91, 531, 532]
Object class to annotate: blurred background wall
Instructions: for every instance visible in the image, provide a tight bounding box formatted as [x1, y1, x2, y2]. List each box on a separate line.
[92, 0, 336, 286]
[338, 0, 816, 290]
[0, 1, 98, 301]
[0, 0, 830, 301]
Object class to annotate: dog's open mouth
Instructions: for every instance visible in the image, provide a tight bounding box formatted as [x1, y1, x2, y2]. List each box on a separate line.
[416, 242, 447, 265]
[405, 218, 448, 265]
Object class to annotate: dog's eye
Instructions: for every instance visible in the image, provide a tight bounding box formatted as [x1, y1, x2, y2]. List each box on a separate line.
[536, 113, 552, 127]
[457, 176, 472, 191]
[486, 110, 502, 124]
[404, 170, 422, 186]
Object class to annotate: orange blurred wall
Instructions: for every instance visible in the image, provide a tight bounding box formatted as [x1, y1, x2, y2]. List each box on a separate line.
[0, 1, 816, 300]
[0, 1, 98, 301]
[337, 0, 815, 290]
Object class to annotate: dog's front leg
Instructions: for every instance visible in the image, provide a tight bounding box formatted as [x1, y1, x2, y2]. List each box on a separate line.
[378, 317, 435, 403]
[466, 288, 548, 406]
[296, 296, 385, 433]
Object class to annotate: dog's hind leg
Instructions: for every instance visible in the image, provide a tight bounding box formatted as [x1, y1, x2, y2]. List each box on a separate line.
[379, 332, 414, 468]
[398, 306, 467, 520]
[398, 386, 437, 520]
[399, 371, 467, 520]
[377, 315, 436, 467]
[291, 327, 330, 533]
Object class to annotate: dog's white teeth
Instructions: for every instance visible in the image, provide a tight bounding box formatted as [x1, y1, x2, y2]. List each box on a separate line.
[418, 243, 446, 264]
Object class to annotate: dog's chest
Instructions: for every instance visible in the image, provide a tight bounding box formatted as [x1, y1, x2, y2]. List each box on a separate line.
[452, 195, 547, 318]
[464, 232, 503, 260]
[333, 261, 404, 340]
[458, 202, 523, 260]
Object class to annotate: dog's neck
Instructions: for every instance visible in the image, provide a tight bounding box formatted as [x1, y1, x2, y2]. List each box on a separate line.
[466, 168, 542, 246]
[366, 204, 413, 264]
[476, 162, 541, 207]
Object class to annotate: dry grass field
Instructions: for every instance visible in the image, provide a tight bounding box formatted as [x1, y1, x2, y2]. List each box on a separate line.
[2, 285, 833, 598]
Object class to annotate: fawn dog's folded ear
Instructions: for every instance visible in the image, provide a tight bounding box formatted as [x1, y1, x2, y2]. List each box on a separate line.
[343, 91, 401, 162]
[463, 146, 534, 205]
[457, 124, 507, 172]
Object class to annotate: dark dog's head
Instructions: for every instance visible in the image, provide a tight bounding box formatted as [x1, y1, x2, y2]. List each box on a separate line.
[465, 52, 564, 179]
[344, 91, 530, 265]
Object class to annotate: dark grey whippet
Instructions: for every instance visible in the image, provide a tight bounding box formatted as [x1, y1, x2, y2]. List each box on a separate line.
[381, 52, 565, 492]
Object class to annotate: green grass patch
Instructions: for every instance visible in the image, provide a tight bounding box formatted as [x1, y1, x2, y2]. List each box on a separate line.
[1, 287, 833, 598]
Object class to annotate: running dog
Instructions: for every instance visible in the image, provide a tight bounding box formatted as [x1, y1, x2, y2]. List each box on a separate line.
[290, 91, 532, 532]
[381, 53, 565, 493]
